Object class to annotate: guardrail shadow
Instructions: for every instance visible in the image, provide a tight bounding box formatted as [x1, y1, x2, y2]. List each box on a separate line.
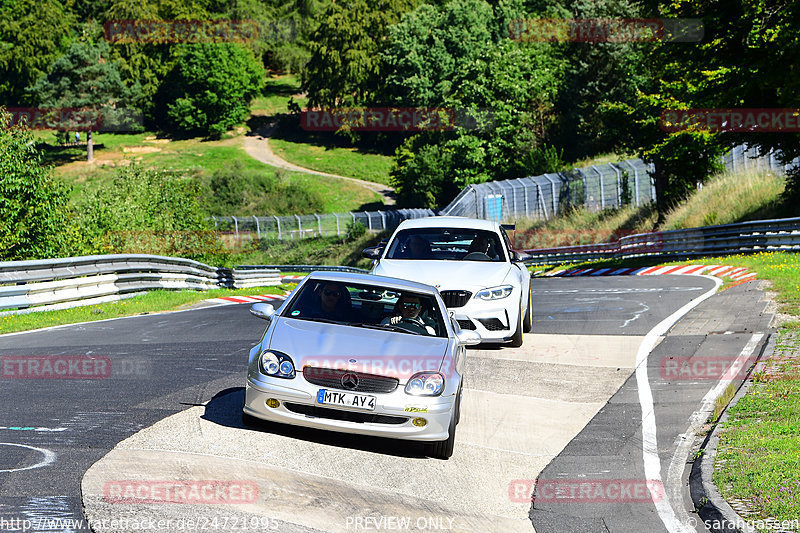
[200, 387, 428, 459]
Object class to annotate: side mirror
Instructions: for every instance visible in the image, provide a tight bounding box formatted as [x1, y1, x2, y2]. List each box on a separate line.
[250, 303, 276, 321]
[362, 246, 383, 260]
[512, 250, 531, 262]
[456, 329, 482, 346]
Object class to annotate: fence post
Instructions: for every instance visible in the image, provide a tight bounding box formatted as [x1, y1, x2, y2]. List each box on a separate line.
[295, 215, 302, 239]
[334, 213, 340, 235]
[273, 215, 281, 240]
[314, 213, 321, 236]
[212, 216, 217, 229]
[377, 210, 386, 231]
[232, 216, 239, 238]
[592, 165, 605, 209]
[611, 163, 621, 207]
[620, 161, 639, 206]
[350, 212, 356, 225]
[253, 216, 260, 239]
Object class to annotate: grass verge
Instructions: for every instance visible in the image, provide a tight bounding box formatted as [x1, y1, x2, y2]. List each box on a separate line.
[0, 285, 292, 335]
[714, 329, 800, 523]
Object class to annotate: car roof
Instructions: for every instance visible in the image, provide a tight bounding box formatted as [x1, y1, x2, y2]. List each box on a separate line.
[394, 216, 502, 232]
[304, 271, 439, 294]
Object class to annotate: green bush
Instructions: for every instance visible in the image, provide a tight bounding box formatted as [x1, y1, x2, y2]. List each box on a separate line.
[159, 43, 264, 138]
[205, 162, 325, 216]
[0, 114, 80, 260]
[345, 220, 367, 241]
[75, 165, 224, 262]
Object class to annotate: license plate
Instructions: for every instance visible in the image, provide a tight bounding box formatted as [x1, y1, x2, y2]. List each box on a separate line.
[316, 389, 376, 411]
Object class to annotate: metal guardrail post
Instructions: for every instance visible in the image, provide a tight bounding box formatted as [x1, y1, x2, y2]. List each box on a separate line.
[273, 215, 281, 240]
[314, 213, 321, 236]
[253, 216, 260, 239]
[377, 210, 386, 231]
[232, 216, 239, 238]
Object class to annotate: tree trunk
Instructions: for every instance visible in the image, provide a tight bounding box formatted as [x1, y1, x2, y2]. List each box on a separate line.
[651, 159, 668, 226]
[87, 130, 93, 162]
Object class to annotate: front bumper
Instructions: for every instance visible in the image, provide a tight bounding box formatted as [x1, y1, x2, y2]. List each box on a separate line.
[450, 298, 519, 343]
[244, 375, 456, 441]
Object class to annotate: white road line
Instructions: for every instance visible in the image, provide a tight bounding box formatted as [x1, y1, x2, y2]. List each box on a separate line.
[634, 275, 722, 533]
[665, 333, 764, 529]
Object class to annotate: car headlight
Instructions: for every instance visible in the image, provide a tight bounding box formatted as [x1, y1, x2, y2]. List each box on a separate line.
[405, 372, 445, 396]
[259, 350, 295, 379]
[474, 285, 514, 300]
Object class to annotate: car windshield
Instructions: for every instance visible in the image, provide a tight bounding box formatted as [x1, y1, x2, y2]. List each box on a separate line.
[282, 280, 447, 337]
[384, 228, 505, 262]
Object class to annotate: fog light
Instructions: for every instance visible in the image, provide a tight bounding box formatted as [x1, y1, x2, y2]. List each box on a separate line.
[412, 418, 427, 427]
[266, 398, 280, 408]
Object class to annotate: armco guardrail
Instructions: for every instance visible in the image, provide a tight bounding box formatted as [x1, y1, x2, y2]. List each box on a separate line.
[522, 217, 800, 265]
[235, 265, 370, 274]
[0, 255, 282, 316]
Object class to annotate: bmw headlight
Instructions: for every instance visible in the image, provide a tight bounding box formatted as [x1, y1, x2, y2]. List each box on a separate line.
[475, 285, 513, 300]
[405, 372, 445, 396]
[259, 350, 295, 379]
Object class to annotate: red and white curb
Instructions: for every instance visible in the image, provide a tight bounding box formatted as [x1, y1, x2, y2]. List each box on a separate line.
[281, 275, 305, 283]
[204, 294, 286, 306]
[542, 264, 757, 281]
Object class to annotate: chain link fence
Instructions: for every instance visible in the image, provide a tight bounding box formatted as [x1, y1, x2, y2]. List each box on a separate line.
[214, 145, 799, 241]
[211, 208, 434, 240]
[440, 145, 799, 222]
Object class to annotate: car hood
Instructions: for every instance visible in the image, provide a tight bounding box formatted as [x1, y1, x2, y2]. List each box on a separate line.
[374, 259, 511, 291]
[267, 318, 450, 380]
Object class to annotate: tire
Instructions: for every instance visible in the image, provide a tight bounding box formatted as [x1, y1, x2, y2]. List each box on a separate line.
[509, 301, 524, 348]
[427, 392, 460, 459]
[522, 286, 533, 333]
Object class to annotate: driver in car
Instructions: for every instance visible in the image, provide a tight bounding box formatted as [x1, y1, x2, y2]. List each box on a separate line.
[381, 293, 436, 335]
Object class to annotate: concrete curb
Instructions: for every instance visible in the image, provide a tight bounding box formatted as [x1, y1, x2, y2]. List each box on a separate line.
[688, 332, 776, 533]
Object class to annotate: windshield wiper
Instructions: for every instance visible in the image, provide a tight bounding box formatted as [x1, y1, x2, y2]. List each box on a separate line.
[350, 322, 415, 334]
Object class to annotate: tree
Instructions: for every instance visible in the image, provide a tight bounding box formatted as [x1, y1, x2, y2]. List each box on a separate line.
[0, 110, 77, 260]
[28, 38, 143, 161]
[387, 0, 565, 207]
[158, 43, 264, 138]
[0, 0, 75, 105]
[302, 0, 417, 108]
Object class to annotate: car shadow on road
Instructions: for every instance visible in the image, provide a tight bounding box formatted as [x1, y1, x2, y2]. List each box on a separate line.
[201, 387, 430, 459]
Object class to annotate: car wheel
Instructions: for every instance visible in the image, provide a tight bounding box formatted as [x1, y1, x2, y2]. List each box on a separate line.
[509, 302, 524, 348]
[522, 286, 533, 333]
[427, 394, 459, 459]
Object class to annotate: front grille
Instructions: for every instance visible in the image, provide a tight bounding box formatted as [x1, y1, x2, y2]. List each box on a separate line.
[284, 403, 408, 425]
[440, 290, 472, 308]
[457, 319, 476, 330]
[477, 318, 507, 331]
[303, 367, 398, 393]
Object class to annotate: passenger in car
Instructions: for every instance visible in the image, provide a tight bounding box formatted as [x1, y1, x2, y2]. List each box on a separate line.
[307, 282, 356, 321]
[407, 235, 434, 259]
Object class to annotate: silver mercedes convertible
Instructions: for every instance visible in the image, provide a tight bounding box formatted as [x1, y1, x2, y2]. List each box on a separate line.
[242, 271, 481, 459]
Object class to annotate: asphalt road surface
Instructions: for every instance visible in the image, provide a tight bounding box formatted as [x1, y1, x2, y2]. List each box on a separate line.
[0, 275, 769, 533]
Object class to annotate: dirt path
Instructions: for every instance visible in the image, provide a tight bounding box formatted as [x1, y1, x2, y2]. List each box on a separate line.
[243, 125, 396, 205]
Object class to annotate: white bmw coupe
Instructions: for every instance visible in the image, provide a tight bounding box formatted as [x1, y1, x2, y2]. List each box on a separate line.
[365, 217, 533, 347]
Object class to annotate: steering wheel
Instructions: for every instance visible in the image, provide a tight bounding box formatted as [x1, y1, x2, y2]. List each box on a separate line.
[396, 316, 430, 335]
